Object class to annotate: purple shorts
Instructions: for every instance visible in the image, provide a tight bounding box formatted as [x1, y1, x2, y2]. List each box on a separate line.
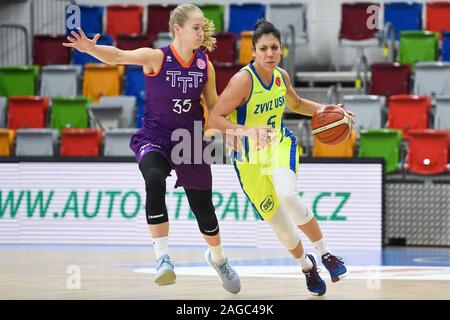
[130, 127, 212, 190]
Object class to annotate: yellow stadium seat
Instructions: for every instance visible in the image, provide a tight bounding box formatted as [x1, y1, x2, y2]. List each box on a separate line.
[239, 31, 254, 65]
[0, 129, 15, 157]
[313, 130, 357, 158]
[83, 64, 123, 103]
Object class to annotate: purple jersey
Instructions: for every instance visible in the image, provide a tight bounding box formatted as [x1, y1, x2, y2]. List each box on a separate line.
[141, 44, 209, 133]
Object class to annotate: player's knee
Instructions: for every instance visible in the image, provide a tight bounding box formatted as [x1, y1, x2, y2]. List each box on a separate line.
[143, 168, 168, 225]
[276, 190, 314, 226]
[191, 203, 219, 236]
[144, 167, 166, 193]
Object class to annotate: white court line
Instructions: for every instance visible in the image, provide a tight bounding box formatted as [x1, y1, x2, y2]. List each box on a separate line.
[134, 265, 450, 281]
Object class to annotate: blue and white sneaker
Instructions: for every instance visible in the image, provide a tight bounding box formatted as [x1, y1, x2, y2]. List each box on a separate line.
[154, 254, 176, 286]
[303, 254, 326, 296]
[321, 253, 347, 283]
[205, 249, 241, 294]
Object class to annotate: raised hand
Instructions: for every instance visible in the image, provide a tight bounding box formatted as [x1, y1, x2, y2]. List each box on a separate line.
[63, 28, 100, 53]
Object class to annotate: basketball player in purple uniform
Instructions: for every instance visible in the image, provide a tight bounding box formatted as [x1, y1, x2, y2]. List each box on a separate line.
[63, 4, 240, 293]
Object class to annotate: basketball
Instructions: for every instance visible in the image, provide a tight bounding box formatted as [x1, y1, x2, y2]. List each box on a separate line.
[311, 105, 353, 145]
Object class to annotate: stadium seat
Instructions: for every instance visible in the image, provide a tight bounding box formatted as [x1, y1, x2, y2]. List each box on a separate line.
[359, 129, 402, 173]
[153, 32, 172, 49]
[426, 1, 450, 39]
[383, 2, 422, 40]
[413, 62, 450, 97]
[146, 5, 176, 39]
[106, 5, 143, 38]
[0, 129, 15, 157]
[208, 33, 237, 64]
[83, 64, 123, 103]
[398, 31, 439, 66]
[229, 4, 266, 34]
[60, 128, 102, 157]
[66, 5, 103, 35]
[339, 2, 379, 41]
[40, 65, 79, 97]
[387, 94, 431, 139]
[50, 96, 89, 130]
[370, 62, 411, 97]
[136, 101, 145, 128]
[73, 34, 113, 65]
[443, 31, 450, 61]
[215, 64, 243, 95]
[239, 31, 253, 66]
[88, 104, 122, 130]
[314, 130, 356, 158]
[0, 65, 39, 97]
[435, 96, 450, 130]
[15, 128, 57, 156]
[33, 35, 70, 66]
[269, 3, 308, 44]
[7, 96, 49, 129]
[124, 66, 145, 121]
[198, 4, 224, 33]
[116, 34, 154, 50]
[99, 96, 137, 128]
[407, 129, 449, 175]
[0, 97, 6, 127]
[343, 95, 385, 133]
[104, 128, 136, 157]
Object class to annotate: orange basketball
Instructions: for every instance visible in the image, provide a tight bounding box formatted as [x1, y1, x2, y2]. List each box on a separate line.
[311, 105, 353, 145]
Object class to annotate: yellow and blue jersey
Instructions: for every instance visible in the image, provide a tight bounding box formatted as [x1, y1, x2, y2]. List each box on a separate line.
[228, 62, 301, 221]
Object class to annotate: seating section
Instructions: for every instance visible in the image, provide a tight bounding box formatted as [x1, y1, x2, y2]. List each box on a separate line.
[0, 2, 448, 172]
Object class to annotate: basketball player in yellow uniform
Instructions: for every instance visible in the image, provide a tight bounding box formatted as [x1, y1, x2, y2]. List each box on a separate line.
[209, 20, 355, 296]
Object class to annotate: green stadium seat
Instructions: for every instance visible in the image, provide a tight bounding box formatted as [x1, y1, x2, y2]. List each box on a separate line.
[0, 65, 39, 97]
[198, 4, 224, 33]
[50, 96, 90, 131]
[359, 129, 403, 173]
[398, 31, 439, 67]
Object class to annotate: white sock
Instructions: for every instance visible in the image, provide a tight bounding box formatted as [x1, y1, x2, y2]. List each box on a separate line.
[209, 243, 226, 263]
[297, 252, 314, 272]
[152, 236, 169, 260]
[312, 238, 330, 257]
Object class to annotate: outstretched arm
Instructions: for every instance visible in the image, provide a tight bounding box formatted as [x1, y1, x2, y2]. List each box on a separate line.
[63, 28, 162, 67]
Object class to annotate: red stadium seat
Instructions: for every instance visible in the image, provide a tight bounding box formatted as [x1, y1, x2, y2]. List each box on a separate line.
[407, 129, 449, 174]
[7, 96, 49, 129]
[33, 35, 70, 66]
[208, 32, 237, 64]
[146, 5, 177, 38]
[106, 5, 143, 38]
[60, 128, 102, 157]
[370, 63, 411, 96]
[339, 2, 379, 41]
[426, 2, 450, 39]
[116, 34, 154, 50]
[387, 95, 431, 139]
[214, 63, 242, 95]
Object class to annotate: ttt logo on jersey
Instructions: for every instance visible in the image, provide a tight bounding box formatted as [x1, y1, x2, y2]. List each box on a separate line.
[260, 195, 274, 213]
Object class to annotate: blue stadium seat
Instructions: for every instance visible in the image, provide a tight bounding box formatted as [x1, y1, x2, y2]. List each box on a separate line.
[228, 3, 266, 34]
[67, 5, 104, 35]
[384, 2, 422, 40]
[442, 31, 450, 61]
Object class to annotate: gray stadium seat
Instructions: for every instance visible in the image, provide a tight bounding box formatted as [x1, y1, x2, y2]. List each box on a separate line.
[15, 128, 57, 156]
[88, 104, 123, 130]
[154, 32, 172, 49]
[343, 95, 385, 133]
[0, 96, 6, 127]
[435, 96, 450, 130]
[99, 96, 137, 128]
[269, 3, 307, 44]
[413, 62, 450, 97]
[40, 65, 79, 97]
[103, 129, 136, 157]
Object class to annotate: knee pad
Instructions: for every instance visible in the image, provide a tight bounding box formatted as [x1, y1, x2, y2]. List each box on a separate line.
[144, 167, 168, 225]
[267, 206, 299, 251]
[185, 189, 219, 236]
[278, 190, 314, 226]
